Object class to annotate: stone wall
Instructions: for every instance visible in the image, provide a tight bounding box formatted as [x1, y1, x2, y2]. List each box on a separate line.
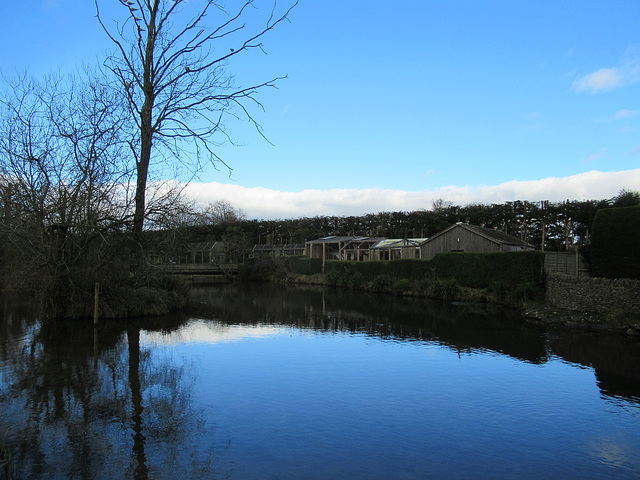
[546, 273, 640, 319]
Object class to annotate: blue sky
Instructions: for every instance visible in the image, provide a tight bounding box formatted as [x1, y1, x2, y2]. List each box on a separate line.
[2, 1, 640, 218]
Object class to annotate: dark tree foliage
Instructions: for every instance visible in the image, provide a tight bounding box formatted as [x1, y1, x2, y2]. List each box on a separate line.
[151, 195, 636, 264]
[612, 188, 640, 207]
[590, 205, 640, 279]
[0, 71, 136, 316]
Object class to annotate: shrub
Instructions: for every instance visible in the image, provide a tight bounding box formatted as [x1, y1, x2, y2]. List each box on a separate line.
[591, 206, 640, 279]
[431, 278, 460, 301]
[489, 280, 510, 303]
[325, 267, 345, 286]
[371, 274, 394, 292]
[98, 274, 189, 318]
[418, 277, 433, 294]
[347, 271, 366, 290]
[392, 278, 414, 295]
[239, 257, 287, 281]
[513, 280, 538, 302]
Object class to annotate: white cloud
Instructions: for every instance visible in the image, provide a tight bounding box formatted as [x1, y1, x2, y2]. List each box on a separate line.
[582, 148, 606, 163]
[183, 169, 640, 219]
[573, 67, 625, 93]
[614, 109, 639, 119]
[573, 47, 640, 93]
[627, 145, 640, 157]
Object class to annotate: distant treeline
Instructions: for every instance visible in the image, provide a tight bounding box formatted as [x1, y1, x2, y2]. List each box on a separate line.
[148, 190, 639, 257]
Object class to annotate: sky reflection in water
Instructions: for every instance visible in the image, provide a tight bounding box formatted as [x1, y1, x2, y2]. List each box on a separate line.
[143, 285, 640, 480]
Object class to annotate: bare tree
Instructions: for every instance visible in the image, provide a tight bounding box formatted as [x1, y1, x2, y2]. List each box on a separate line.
[432, 198, 453, 213]
[95, 0, 297, 240]
[0, 71, 133, 313]
[199, 199, 246, 224]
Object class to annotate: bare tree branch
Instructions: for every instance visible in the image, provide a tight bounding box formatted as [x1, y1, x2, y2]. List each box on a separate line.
[95, 0, 297, 238]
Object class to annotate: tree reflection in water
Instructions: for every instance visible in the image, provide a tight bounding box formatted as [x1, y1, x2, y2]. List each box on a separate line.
[188, 282, 640, 403]
[0, 303, 223, 479]
[127, 322, 148, 480]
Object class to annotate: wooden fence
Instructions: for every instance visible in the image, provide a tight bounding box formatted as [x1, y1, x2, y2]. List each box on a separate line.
[544, 251, 588, 277]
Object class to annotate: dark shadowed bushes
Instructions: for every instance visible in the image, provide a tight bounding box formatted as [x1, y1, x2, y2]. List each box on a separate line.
[297, 251, 545, 303]
[430, 278, 461, 301]
[285, 256, 323, 275]
[371, 274, 394, 292]
[430, 251, 545, 290]
[590, 206, 640, 279]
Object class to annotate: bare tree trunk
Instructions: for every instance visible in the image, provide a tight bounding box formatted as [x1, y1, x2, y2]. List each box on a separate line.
[127, 322, 148, 478]
[133, 3, 158, 239]
[134, 126, 152, 239]
[96, 0, 297, 236]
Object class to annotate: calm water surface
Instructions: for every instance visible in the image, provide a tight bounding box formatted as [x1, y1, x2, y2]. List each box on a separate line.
[1, 283, 639, 479]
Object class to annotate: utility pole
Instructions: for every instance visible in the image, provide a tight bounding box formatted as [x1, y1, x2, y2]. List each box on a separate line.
[540, 200, 547, 251]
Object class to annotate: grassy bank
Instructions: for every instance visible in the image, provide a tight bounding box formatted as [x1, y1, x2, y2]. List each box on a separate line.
[288, 271, 526, 306]
[281, 252, 545, 307]
[288, 270, 639, 336]
[240, 254, 639, 336]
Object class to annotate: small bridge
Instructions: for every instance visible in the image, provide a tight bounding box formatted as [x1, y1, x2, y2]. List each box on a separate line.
[154, 263, 239, 276]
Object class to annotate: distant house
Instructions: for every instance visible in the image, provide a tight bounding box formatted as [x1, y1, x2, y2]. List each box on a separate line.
[369, 238, 429, 260]
[252, 244, 306, 258]
[420, 223, 533, 260]
[341, 237, 385, 261]
[188, 241, 225, 264]
[305, 236, 381, 262]
[305, 236, 428, 262]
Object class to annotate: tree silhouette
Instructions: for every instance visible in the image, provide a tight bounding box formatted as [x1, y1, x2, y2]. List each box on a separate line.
[95, 0, 297, 242]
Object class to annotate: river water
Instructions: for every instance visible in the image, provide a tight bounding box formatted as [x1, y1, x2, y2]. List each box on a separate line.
[1, 282, 639, 479]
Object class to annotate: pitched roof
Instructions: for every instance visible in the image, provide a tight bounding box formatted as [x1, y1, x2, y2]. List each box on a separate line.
[428, 223, 533, 247]
[369, 238, 429, 249]
[253, 244, 305, 252]
[465, 224, 532, 246]
[305, 236, 369, 244]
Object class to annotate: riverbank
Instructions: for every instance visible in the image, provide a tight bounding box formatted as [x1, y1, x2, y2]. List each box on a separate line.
[532, 273, 640, 337]
[287, 272, 503, 304]
[285, 271, 640, 338]
[522, 306, 640, 337]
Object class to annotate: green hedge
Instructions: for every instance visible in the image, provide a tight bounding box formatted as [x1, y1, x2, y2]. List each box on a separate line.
[324, 259, 434, 280]
[286, 256, 323, 275]
[322, 251, 545, 290]
[591, 206, 640, 279]
[430, 251, 545, 289]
